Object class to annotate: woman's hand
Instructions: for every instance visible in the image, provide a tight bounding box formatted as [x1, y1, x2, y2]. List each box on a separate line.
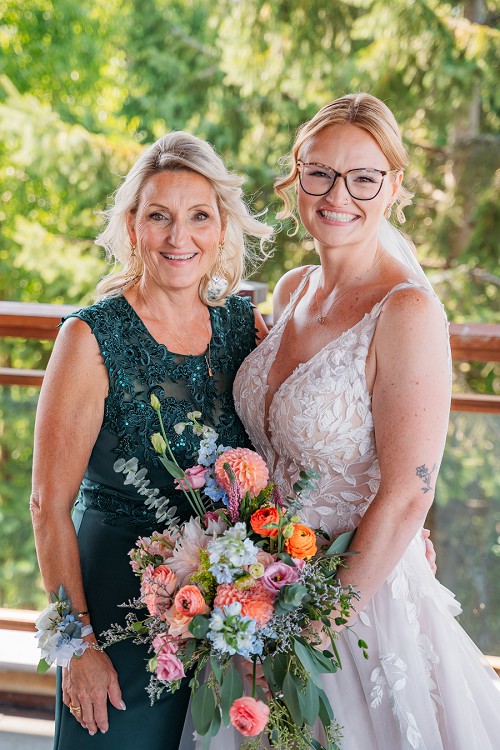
[422, 528, 437, 575]
[62, 642, 125, 735]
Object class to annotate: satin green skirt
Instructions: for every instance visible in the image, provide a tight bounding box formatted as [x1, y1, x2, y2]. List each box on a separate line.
[53, 504, 190, 750]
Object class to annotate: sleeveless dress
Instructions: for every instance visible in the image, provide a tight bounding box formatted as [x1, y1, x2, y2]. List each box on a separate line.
[232, 268, 500, 750]
[53, 293, 256, 750]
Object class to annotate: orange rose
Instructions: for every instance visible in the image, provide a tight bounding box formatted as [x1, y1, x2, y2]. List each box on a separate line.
[250, 507, 280, 537]
[174, 585, 209, 617]
[284, 524, 317, 560]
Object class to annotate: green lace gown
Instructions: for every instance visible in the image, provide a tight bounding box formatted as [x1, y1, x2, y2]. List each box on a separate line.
[53, 294, 257, 750]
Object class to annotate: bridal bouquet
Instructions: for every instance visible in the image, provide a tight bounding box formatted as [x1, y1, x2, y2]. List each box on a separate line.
[103, 398, 363, 750]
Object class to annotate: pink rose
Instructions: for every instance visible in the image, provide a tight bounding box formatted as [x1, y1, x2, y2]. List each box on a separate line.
[152, 633, 179, 656]
[175, 465, 208, 491]
[174, 585, 209, 617]
[164, 608, 194, 638]
[141, 565, 178, 619]
[155, 652, 185, 683]
[229, 696, 270, 737]
[260, 561, 300, 594]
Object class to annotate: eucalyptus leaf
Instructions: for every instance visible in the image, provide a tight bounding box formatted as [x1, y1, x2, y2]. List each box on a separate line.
[325, 530, 356, 556]
[220, 665, 243, 725]
[298, 676, 320, 725]
[283, 671, 303, 726]
[317, 687, 334, 725]
[188, 615, 210, 639]
[292, 639, 323, 687]
[209, 706, 221, 737]
[191, 683, 216, 736]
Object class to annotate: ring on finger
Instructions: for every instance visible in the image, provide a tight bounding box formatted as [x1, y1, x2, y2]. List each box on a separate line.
[69, 704, 82, 715]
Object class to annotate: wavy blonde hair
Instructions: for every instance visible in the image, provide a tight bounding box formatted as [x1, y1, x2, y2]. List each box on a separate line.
[275, 93, 413, 233]
[95, 131, 273, 304]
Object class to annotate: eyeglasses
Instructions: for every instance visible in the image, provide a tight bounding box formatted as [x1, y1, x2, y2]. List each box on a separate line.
[297, 160, 398, 201]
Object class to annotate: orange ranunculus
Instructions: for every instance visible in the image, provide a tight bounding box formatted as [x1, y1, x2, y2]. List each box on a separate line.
[250, 507, 280, 537]
[214, 448, 269, 497]
[174, 585, 209, 617]
[284, 524, 317, 560]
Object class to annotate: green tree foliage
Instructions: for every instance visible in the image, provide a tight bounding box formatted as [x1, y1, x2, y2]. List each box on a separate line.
[0, 0, 498, 651]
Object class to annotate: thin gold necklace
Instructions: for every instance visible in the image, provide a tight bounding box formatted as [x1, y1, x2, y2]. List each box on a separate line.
[314, 252, 385, 324]
[140, 293, 213, 377]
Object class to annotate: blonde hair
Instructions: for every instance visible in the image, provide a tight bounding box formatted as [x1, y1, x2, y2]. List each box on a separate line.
[275, 93, 413, 232]
[95, 131, 273, 304]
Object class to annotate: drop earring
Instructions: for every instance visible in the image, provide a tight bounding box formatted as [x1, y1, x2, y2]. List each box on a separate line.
[212, 243, 227, 280]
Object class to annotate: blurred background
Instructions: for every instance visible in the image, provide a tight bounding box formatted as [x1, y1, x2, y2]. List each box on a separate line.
[0, 0, 499, 655]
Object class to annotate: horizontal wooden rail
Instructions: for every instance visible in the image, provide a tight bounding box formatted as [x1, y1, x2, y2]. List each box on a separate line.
[1, 301, 499, 412]
[1, 301, 499, 355]
[450, 393, 500, 413]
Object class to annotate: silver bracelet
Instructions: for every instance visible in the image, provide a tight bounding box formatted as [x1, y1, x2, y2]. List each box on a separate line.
[81, 624, 94, 637]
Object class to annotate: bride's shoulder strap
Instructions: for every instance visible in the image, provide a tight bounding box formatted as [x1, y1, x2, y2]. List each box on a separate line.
[273, 265, 317, 324]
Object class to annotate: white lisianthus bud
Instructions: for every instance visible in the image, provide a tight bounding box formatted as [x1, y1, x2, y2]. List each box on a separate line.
[151, 433, 167, 454]
[173, 423, 186, 435]
[187, 411, 202, 420]
[150, 394, 161, 411]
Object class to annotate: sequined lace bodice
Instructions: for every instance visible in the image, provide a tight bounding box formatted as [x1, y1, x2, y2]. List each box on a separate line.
[234, 269, 423, 537]
[65, 294, 256, 531]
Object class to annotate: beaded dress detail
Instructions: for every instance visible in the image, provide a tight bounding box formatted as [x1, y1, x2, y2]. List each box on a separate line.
[231, 268, 500, 750]
[66, 294, 255, 533]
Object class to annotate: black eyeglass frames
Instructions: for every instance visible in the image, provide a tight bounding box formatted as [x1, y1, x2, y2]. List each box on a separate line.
[297, 161, 398, 201]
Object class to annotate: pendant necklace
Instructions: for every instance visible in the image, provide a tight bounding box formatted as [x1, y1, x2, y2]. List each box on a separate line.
[314, 251, 385, 324]
[140, 294, 213, 377]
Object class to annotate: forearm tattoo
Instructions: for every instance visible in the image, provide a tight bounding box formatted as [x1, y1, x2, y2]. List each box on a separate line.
[416, 463, 436, 494]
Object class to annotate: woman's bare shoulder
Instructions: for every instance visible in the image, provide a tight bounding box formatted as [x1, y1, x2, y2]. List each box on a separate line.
[273, 265, 316, 323]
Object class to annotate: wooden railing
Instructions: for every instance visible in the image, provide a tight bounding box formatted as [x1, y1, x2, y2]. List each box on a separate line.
[1, 299, 499, 413]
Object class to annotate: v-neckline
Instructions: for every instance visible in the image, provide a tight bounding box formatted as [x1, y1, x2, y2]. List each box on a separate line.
[121, 295, 214, 358]
[262, 274, 418, 445]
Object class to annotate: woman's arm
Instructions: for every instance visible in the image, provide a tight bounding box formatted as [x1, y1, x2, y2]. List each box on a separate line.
[31, 317, 124, 734]
[253, 306, 269, 344]
[335, 288, 450, 617]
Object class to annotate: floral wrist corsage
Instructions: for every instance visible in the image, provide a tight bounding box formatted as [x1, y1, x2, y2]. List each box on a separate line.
[35, 585, 93, 673]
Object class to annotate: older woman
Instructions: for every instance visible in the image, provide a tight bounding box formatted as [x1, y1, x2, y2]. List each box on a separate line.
[30, 132, 272, 749]
[234, 93, 500, 748]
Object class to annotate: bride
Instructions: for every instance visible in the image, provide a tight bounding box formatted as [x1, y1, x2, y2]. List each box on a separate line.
[232, 93, 500, 749]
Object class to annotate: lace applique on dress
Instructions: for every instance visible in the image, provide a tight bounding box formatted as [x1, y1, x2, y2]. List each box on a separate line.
[232, 271, 500, 749]
[64, 294, 256, 530]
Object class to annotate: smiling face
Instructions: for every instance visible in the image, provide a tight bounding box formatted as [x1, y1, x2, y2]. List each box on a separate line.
[297, 124, 402, 254]
[126, 169, 224, 294]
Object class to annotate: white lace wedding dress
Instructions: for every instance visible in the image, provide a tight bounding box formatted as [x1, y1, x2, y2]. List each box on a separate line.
[230, 267, 500, 749]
